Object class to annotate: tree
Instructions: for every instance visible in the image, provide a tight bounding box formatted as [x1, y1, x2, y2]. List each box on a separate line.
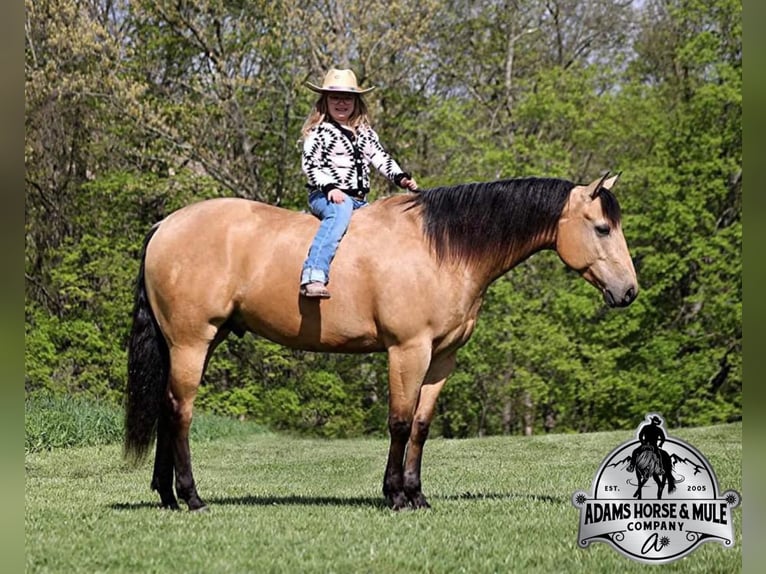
[25, 0, 741, 435]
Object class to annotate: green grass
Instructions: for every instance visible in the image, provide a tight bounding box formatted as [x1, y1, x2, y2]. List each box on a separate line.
[25, 423, 741, 573]
[25, 393, 269, 453]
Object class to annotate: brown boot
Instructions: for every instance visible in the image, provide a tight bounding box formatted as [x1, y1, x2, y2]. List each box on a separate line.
[300, 281, 331, 299]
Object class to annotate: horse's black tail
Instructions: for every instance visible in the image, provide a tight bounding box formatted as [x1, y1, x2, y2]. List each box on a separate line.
[124, 224, 168, 464]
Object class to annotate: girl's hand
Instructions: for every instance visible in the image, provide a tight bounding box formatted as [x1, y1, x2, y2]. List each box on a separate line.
[327, 188, 346, 204]
[400, 177, 419, 191]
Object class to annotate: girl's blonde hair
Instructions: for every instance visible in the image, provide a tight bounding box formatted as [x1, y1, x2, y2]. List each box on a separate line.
[301, 93, 371, 139]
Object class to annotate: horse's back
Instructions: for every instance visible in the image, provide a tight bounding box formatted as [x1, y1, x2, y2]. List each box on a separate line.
[143, 196, 433, 351]
[155, 197, 315, 239]
[146, 197, 316, 300]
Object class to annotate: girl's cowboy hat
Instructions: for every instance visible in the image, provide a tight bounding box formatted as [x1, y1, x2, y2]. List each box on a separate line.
[306, 68, 375, 94]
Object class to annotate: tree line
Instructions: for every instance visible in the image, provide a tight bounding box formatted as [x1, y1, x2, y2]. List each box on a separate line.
[25, 0, 741, 437]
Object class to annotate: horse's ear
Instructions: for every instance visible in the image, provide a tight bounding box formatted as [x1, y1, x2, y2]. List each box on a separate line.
[589, 171, 621, 199]
[588, 171, 610, 200]
[601, 172, 621, 191]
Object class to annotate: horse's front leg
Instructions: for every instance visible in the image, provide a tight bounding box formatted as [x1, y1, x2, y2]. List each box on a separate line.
[401, 378, 446, 509]
[383, 342, 431, 511]
[401, 353, 455, 509]
[633, 473, 646, 499]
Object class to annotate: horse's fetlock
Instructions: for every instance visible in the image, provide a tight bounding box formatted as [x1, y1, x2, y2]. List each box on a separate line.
[403, 472, 421, 494]
[383, 474, 403, 495]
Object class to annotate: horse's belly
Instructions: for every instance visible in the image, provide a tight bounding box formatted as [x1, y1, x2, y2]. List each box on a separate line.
[235, 297, 385, 354]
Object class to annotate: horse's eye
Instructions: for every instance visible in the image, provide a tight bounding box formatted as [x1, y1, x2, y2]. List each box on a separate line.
[595, 224, 611, 237]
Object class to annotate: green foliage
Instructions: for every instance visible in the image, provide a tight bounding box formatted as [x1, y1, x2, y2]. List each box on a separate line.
[197, 338, 370, 438]
[25, 392, 124, 453]
[25, 170, 227, 402]
[25, 0, 741, 436]
[25, 392, 269, 453]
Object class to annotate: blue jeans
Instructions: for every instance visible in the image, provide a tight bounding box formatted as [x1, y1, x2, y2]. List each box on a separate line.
[301, 191, 367, 285]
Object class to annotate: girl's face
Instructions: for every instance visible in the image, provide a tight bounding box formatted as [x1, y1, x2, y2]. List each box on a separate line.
[326, 93, 356, 124]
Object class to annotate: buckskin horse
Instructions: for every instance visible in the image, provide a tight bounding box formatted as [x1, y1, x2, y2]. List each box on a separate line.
[124, 173, 637, 511]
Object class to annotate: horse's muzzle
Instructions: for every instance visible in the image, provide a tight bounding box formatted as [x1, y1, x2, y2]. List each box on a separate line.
[605, 285, 637, 308]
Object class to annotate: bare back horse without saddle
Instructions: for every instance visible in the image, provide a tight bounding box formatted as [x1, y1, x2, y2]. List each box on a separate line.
[124, 173, 638, 511]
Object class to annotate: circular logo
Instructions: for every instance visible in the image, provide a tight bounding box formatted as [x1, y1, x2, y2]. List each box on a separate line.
[572, 414, 740, 564]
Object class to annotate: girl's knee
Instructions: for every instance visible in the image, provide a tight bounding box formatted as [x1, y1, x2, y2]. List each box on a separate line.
[339, 197, 354, 214]
[329, 197, 353, 219]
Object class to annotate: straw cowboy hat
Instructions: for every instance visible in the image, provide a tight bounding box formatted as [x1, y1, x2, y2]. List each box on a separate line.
[306, 68, 375, 94]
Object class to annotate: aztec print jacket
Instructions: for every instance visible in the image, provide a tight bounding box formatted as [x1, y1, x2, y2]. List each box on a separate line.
[302, 120, 410, 200]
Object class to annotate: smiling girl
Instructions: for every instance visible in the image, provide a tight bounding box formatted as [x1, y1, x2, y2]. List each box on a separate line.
[298, 68, 418, 299]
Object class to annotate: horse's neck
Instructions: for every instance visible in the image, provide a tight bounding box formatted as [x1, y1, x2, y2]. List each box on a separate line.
[475, 232, 556, 287]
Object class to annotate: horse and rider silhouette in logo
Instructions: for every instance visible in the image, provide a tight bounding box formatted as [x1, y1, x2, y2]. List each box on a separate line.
[627, 415, 677, 499]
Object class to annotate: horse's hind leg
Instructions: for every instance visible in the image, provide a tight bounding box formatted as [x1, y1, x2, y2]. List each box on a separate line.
[655, 474, 666, 499]
[167, 344, 209, 511]
[151, 398, 178, 509]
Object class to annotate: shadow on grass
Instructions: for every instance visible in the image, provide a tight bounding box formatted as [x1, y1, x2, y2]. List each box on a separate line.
[110, 495, 386, 511]
[438, 491, 566, 504]
[111, 491, 564, 511]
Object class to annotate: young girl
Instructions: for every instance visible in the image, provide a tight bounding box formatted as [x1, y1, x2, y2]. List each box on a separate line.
[299, 68, 418, 299]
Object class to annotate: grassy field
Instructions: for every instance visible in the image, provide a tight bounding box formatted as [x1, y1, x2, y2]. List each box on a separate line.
[25, 418, 741, 573]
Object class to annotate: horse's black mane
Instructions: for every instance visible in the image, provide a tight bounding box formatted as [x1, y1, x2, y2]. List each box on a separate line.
[403, 177, 621, 265]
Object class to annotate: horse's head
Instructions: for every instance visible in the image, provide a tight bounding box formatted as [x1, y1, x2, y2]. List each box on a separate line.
[556, 173, 638, 308]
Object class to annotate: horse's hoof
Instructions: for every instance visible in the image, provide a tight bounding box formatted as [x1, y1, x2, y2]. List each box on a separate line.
[386, 492, 409, 511]
[160, 501, 180, 510]
[187, 498, 208, 512]
[408, 492, 431, 509]
[190, 505, 209, 513]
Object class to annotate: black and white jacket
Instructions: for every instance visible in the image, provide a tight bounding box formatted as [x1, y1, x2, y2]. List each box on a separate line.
[302, 120, 410, 200]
